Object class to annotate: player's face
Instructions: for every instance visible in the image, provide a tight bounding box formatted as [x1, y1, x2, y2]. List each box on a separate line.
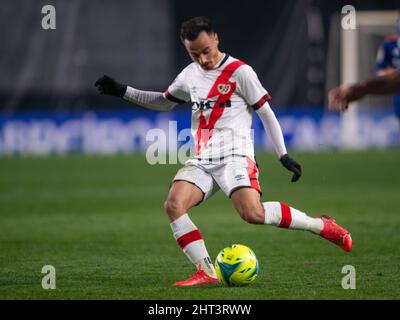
[184, 31, 221, 70]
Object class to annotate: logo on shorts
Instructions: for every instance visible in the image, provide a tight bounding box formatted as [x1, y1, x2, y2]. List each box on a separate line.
[234, 174, 246, 181]
[217, 83, 231, 95]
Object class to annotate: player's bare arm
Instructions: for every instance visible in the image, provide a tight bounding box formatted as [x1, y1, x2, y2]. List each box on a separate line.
[328, 69, 400, 112]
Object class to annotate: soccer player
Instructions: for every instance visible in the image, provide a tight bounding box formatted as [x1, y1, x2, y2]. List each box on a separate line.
[96, 17, 352, 287]
[329, 18, 400, 120]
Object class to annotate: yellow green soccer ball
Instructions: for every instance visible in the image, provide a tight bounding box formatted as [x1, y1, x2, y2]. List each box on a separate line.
[215, 244, 259, 286]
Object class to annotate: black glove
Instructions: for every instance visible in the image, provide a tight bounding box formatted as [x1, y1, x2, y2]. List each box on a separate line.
[280, 154, 302, 182]
[94, 75, 127, 97]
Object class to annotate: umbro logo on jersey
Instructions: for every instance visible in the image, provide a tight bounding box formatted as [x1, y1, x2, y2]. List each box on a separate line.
[217, 83, 231, 95]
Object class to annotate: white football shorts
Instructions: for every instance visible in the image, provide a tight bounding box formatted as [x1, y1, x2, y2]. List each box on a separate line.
[172, 155, 262, 202]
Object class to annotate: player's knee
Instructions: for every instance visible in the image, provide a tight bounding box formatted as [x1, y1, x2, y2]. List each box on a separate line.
[164, 198, 186, 217]
[239, 207, 265, 224]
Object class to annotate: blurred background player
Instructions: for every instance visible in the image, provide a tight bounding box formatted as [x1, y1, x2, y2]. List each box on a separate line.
[375, 17, 400, 123]
[96, 16, 352, 287]
[329, 17, 400, 127]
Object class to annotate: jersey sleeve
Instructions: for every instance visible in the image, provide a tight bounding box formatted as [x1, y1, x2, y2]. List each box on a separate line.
[164, 68, 191, 104]
[235, 64, 271, 110]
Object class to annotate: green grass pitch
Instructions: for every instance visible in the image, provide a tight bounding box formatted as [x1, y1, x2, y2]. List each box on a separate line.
[0, 151, 399, 299]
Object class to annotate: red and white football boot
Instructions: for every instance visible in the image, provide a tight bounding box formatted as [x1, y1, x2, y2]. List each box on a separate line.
[174, 266, 220, 287]
[319, 214, 352, 252]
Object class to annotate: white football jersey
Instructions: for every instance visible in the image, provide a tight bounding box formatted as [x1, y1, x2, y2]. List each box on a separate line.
[165, 55, 271, 160]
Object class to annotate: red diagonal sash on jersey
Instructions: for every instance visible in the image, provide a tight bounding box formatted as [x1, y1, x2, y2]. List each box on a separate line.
[195, 60, 245, 155]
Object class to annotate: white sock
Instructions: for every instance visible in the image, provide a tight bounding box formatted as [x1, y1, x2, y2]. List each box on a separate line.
[263, 201, 323, 234]
[170, 214, 216, 277]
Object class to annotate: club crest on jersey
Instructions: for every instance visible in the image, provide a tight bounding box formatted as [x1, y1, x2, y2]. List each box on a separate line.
[217, 83, 231, 95]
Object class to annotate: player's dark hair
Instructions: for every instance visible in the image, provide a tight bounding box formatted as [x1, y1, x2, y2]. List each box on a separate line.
[180, 16, 215, 42]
